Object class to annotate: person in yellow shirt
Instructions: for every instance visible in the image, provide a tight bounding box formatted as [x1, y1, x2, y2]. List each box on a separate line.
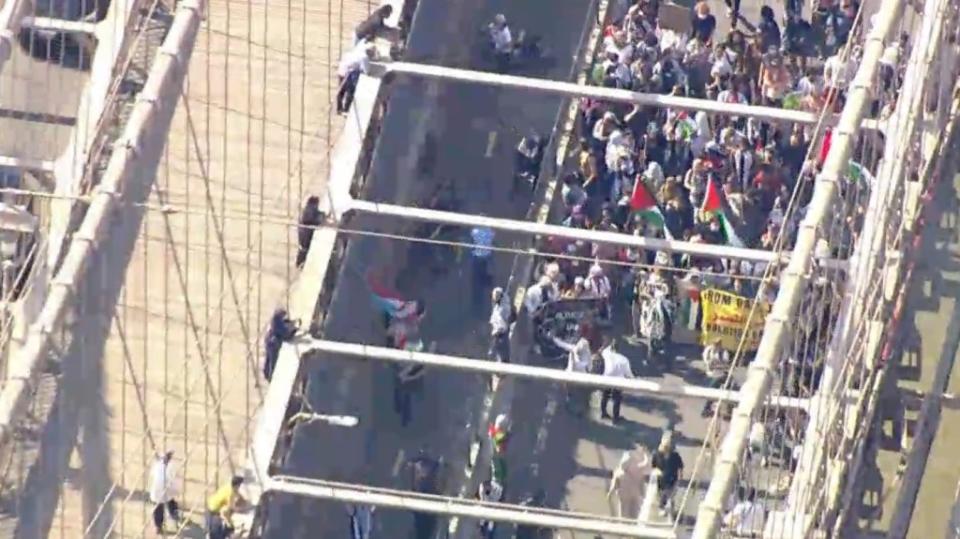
[206, 476, 245, 539]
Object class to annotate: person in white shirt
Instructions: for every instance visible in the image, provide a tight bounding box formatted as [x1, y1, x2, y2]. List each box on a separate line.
[524, 275, 557, 318]
[748, 420, 769, 467]
[608, 445, 652, 519]
[585, 263, 612, 319]
[822, 50, 857, 108]
[489, 287, 515, 363]
[552, 328, 593, 414]
[600, 339, 634, 421]
[149, 451, 180, 534]
[488, 13, 513, 70]
[477, 478, 504, 538]
[701, 338, 732, 416]
[336, 41, 376, 114]
[525, 275, 558, 354]
[348, 504, 375, 539]
[722, 487, 765, 537]
[732, 138, 754, 193]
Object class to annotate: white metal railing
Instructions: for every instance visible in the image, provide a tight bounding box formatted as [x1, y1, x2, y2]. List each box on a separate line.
[690, 0, 907, 535]
[782, 0, 952, 529]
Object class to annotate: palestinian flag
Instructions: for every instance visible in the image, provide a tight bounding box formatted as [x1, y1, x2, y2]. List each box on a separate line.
[701, 177, 746, 248]
[629, 178, 675, 240]
[847, 160, 876, 189]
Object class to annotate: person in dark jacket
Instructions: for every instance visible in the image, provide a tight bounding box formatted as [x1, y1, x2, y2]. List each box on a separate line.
[691, 1, 717, 44]
[296, 196, 324, 268]
[263, 309, 299, 381]
[353, 4, 393, 44]
[757, 5, 782, 53]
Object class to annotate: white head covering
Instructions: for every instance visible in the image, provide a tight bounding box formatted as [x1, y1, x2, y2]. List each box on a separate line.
[589, 264, 604, 278]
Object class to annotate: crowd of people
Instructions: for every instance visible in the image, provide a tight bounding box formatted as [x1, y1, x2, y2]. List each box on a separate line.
[507, 0, 903, 530]
[520, 0, 900, 403]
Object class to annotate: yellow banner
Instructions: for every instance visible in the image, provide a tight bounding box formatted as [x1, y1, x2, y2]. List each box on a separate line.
[699, 288, 770, 352]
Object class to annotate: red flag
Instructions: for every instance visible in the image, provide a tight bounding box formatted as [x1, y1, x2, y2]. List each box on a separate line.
[629, 177, 658, 212]
[818, 128, 832, 164]
[701, 176, 723, 214]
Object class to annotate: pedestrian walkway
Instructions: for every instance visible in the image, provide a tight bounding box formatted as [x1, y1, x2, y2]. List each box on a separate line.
[49, 0, 379, 536]
[849, 114, 960, 538]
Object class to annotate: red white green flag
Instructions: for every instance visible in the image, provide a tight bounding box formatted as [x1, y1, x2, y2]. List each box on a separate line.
[629, 178, 675, 240]
[701, 177, 746, 248]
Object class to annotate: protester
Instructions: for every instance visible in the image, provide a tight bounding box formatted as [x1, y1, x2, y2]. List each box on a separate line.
[469, 223, 495, 307]
[348, 504, 376, 539]
[407, 449, 442, 538]
[701, 337, 732, 416]
[489, 287, 516, 362]
[515, 490, 548, 539]
[608, 445, 652, 519]
[551, 323, 594, 414]
[477, 478, 504, 539]
[600, 338, 635, 422]
[488, 414, 511, 484]
[723, 486, 766, 536]
[651, 432, 684, 515]
[148, 451, 179, 535]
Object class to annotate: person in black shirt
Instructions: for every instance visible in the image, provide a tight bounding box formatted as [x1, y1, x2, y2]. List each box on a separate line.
[691, 1, 717, 44]
[296, 196, 324, 268]
[757, 6, 782, 53]
[262, 309, 299, 381]
[651, 433, 684, 513]
[353, 5, 393, 44]
[406, 450, 442, 538]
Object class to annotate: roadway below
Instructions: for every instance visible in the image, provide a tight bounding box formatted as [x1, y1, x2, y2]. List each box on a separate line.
[262, 0, 594, 536]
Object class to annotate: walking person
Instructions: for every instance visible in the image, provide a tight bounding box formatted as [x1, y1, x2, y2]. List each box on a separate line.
[477, 477, 504, 539]
[651, 432, 684, 516]
[488, 413, 511, 485]
[608, 445, 652, 519]
[524, 275, 558, 355]
[515, 490, 548, 539]
[700, 338, 731, 417]
[295, 196, 324, 268]
[206, 476, 245, 539]
[599, 339, 635, 422]
[336, 41, 376, 114]
[488, 287, 516, 363]
[348, 504, 375, 539]
[722, 487, 766, 537]
[468, 223, 495, 309]
[406, 449, 443, 539]
[551, 322, 593, 415]
[148, 451, 180, 535]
